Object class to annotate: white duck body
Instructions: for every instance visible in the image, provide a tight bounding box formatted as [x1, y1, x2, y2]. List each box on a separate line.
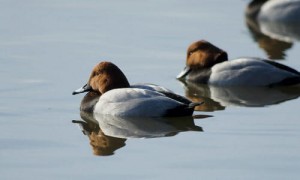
[94, 88, 194, 117]
[208, 57, 300, 86]
[258, 0, 300, 22]
[131, 83, 174, 94]
[257, 0, 300, 42]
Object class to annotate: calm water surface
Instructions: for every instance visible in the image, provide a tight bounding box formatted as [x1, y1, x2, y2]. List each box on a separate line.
[1, 0, 300, 179]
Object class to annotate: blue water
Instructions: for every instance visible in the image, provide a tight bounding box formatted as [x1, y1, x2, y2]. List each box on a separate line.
[1, 0, 300, 179]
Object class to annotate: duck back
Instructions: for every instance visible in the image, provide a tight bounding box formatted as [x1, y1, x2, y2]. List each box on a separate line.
[94, 88, 194, 117]
[208, 58, 300, 86]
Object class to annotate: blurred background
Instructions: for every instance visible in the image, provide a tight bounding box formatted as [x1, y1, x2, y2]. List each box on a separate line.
[1, 0, 300, 179]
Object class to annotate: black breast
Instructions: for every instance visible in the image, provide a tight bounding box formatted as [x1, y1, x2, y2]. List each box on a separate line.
[187, 68, 212, 84]
[80, 91, 101, 113]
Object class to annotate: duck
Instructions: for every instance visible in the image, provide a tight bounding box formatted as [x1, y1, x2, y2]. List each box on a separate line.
[245, 0, 300, 43]
[73, 61, 202, 117]
[177, 40, 300, 86]
[246, 0, 300, 22]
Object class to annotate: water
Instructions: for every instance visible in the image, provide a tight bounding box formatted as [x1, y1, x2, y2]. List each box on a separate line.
[1, 0, 300, 179]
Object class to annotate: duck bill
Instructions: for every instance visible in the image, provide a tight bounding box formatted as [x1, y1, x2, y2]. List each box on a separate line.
[72, 84, 92, 95]
[176, 66, 191, 79]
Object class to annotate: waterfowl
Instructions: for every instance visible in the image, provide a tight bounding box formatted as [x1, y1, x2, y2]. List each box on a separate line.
[246, 0, 300, 22]
[73, 61, 202, 117]
[246, 0, 300, 43]
[177, 40, 300, 86]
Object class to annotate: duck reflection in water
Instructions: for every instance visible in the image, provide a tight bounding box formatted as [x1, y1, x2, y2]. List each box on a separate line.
[179, 82, 225, 112]
[245, 16, 292, 60]
[245, 0, 300, 60]
[73, 112, 126, 156]
[180, 81, 300, 110]
[73, 111, 207, 156]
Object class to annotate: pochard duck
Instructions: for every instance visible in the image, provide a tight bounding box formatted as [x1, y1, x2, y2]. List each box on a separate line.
[246, 0, 300, 22]
[73, 61, 202, 117]
[246, 0, 300, 43]
[177, 40, 300, 86]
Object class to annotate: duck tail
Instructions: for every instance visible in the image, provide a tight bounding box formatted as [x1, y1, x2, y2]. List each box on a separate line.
[188, 102, 204, 108]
